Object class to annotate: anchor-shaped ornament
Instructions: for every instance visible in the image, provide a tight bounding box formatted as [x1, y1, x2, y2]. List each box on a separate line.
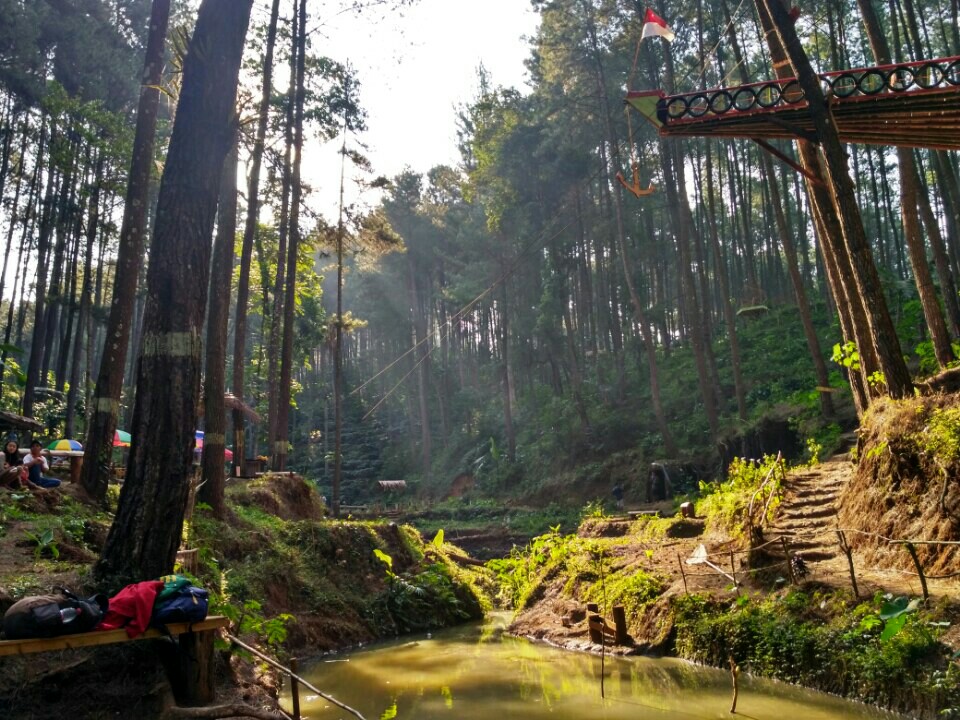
[616, 162, 655, 198]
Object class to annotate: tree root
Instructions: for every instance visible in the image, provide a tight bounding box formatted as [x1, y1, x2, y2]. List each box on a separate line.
[163, 704, 290, 720]
[161, 688, 292, 720]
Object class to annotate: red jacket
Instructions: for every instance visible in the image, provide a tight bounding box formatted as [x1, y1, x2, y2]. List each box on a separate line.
[96, 580, 164, 638]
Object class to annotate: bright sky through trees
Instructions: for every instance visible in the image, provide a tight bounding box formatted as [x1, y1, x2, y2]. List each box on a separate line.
[305, 0, 540, 219]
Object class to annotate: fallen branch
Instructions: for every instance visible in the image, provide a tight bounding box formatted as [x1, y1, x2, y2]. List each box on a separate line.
[448, 552, 485, 567]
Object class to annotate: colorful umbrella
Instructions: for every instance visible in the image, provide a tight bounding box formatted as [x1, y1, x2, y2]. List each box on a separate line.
[113, 429, 132, 447]
[47, 438, 83, 451]
[192, 441, 233, 462]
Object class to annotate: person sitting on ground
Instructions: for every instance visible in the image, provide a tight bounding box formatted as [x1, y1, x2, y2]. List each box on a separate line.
[22, 441, 60, 489]
[1, 439, 26, 489]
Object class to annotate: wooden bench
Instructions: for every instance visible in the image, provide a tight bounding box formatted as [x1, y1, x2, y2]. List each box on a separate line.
[627, 509, 661, 518]
[0, 616, 229, 705]
[340, 504, 369, 515]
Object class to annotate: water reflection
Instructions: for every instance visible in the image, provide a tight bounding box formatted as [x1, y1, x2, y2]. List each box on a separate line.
[290, 614, 896, 720]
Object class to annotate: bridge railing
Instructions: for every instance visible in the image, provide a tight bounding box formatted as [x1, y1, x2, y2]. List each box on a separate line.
[654, 55, 960, 124]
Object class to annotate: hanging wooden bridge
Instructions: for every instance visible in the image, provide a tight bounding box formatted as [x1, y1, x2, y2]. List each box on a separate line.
[626, 55, 960, 151]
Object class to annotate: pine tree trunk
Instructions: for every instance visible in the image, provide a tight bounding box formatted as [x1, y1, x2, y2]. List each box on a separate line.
[96, 0, 252, 584]
[656, 34, 720, 437]
[267, 12, 298, 463]
[754, 0, 873, 412]
[198, 140, 238, 519]
[80, 0, 171, 502]
[705, 143, 748, 421]
[65, 154, 104, 437]
[22, 124, 60, 419]
[232, 0, 281, 478]
[407, 250, 433, 478]
[0, 117, 27, 308]
[856, 0, 954, 367]
[761, 153, 834, 416]
[914, 156, 960, 338]
[499, 277, 516, 462]
[757, 0, 912, 398]
[588, 1, 677, 454]
[274, 0, 307, 473]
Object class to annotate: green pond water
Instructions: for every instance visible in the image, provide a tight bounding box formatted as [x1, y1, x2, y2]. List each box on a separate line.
[287, 614, 897, 720]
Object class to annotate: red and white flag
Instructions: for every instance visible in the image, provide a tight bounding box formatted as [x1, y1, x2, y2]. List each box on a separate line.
[641, 8, 675, 42]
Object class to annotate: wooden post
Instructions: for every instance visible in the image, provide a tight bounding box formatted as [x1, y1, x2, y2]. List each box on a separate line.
[781, 537, 796, 584]
[588, 614, 604, 644]
[836, 530, 859, 599]
[161, 629, 217, 706]
[677, 552, 689, 594]
[586, 602, 599, 613]
[69, 455, 83, 484]
[612, 605, 630, 646]
[729, 551, 739, 594]
[729, 655, 740, 713]
[290, 657, 301, 720]
[903, 542, 930, 600]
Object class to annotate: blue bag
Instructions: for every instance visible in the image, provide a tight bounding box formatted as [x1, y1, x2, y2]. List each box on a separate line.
[151, 584, 209, 626]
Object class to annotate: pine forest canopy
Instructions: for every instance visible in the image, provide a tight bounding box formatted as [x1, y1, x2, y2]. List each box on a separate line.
[0, 0, 957, 573]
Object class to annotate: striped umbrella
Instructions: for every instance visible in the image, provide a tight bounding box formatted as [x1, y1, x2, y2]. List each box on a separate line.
[191, 434, 232, 462]
[47, 438, 83, 451]
[113, 429, 132, 447]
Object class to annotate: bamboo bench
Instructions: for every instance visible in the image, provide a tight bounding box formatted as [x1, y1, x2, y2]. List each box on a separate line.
[0, 616, 229, 705]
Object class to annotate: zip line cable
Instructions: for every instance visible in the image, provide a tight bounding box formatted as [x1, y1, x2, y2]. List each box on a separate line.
[681, 0, 751, 91]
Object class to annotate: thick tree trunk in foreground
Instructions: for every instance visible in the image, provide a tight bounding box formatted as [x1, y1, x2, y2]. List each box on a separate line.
[755, 0, 873, 413]
[856, 0, 954, 368]
[757, 0, 912, 398]
[96, 0, 252, 585]
[81, 0, 171, 503]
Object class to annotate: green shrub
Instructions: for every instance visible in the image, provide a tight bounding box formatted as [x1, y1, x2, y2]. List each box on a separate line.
[696, 455, 784, 536]
[671, 591, 959, 715]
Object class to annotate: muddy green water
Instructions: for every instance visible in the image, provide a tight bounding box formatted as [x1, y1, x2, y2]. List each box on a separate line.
[288, 614, 896, 720]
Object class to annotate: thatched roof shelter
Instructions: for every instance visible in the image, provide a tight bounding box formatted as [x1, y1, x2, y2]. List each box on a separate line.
[378, 480, 407, 491]
[0, 410, 44, 433]
[198, 393, 261, 423]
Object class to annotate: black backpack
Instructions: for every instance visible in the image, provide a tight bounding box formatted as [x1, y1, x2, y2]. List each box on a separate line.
[2, 588, 108, 640]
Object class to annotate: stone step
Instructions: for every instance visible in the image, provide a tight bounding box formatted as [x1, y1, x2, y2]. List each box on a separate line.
[789, 491, 842, 500]
[781, 505, 838, 521]
[765, 548, 837, 563]
[773, 524, 835, 537]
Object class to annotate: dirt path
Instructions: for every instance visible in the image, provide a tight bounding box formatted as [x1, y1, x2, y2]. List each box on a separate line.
[767, 450, 956, 599]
